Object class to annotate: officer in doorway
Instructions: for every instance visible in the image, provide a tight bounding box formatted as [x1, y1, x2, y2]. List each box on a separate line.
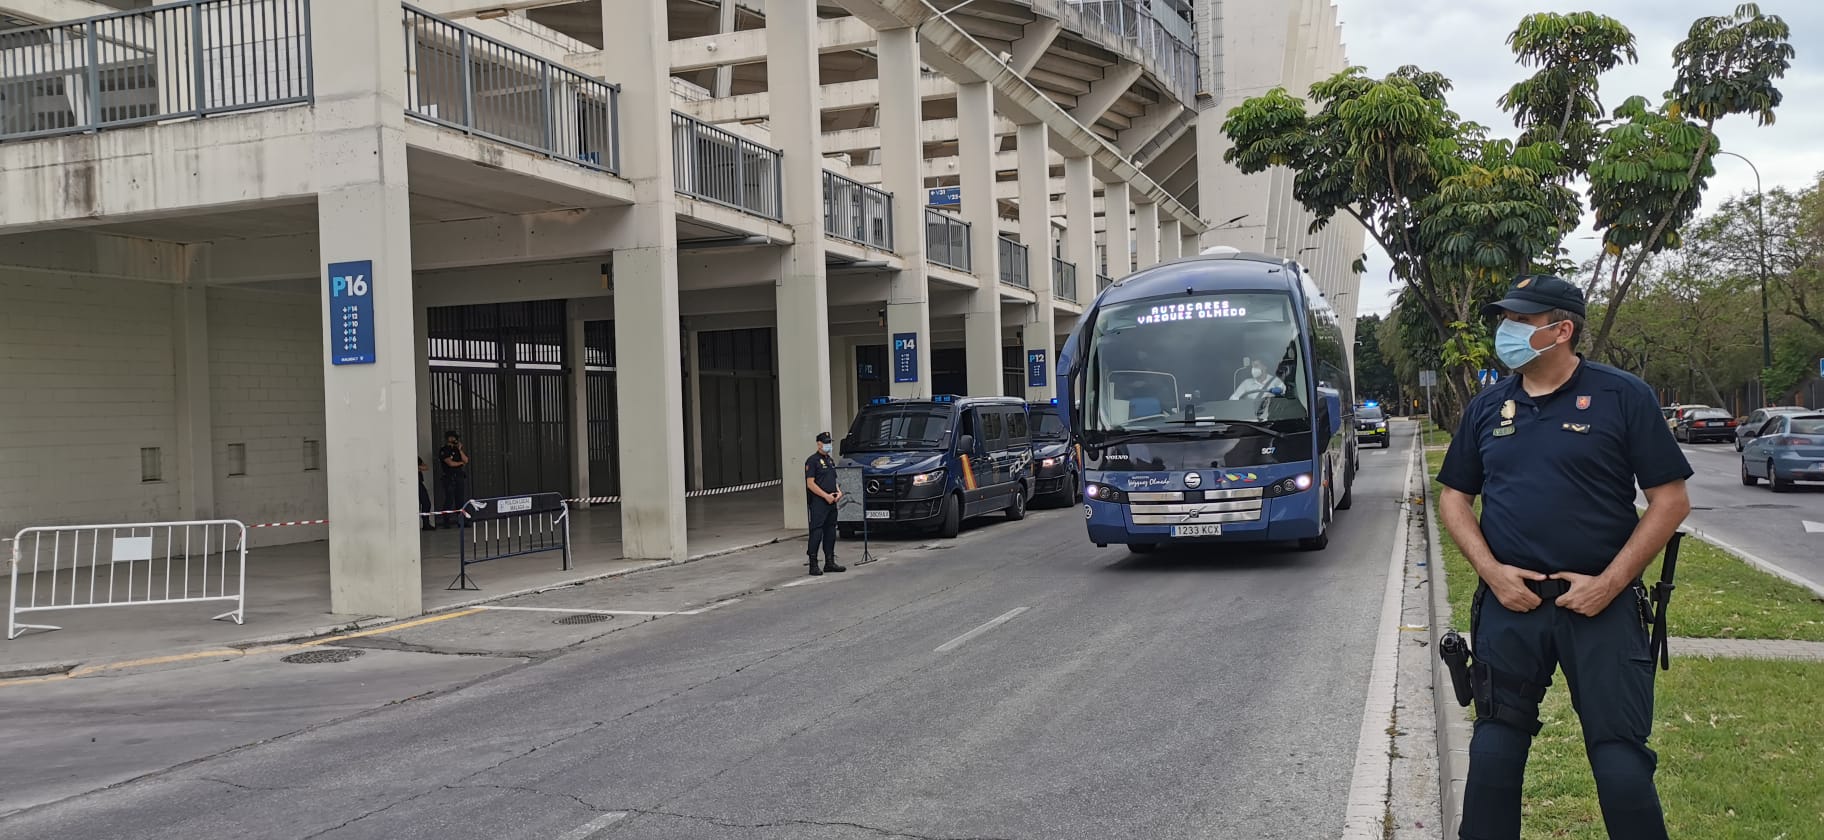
[438, 431, 471, 527]
[1437, 275, 1691, 840]
[803, 432, 846, 576]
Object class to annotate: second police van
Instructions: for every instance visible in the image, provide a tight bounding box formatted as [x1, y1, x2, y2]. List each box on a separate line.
[839, 395, 1034, 538]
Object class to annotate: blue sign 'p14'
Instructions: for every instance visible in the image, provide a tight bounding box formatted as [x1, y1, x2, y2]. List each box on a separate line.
[328, 260, 376, 366]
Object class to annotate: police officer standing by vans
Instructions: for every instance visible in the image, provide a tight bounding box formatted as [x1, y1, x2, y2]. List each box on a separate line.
[804, 432, 846, 576]
[1437, 275, 1691, 840]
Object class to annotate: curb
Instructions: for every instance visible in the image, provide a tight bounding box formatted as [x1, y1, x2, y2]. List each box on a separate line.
[0, 535, 795, 682]
[1422, 436, 1472, 838]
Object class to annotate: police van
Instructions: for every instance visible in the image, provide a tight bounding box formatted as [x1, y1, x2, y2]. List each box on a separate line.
[839, 395, 1034, 538]
[1028, 399, 1080, 506]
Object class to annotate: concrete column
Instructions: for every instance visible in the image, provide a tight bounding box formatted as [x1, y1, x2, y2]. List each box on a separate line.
[1182, 229, 1201, 257]
[830, 338, 856, 444]
[604, 0, 687, 560]
[769, 0, 832, 529]
[312, 0, 421, 617]
[1064, 155, 1096, 305]
[172, 246, 213, 521]
[712, 0, 736, 98]
[879, 27, 930, 399]
[1134, 200, 1160, 269]
[958, 80, 1002, 396]
[1017, 121, 1055, 401]
[1160, 219, 1182, 261]
[566, 311, 592, 501]
[1103, 180, 1133, 278]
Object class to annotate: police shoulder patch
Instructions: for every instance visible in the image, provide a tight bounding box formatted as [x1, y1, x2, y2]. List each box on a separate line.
[1576, 395, 1591, 410]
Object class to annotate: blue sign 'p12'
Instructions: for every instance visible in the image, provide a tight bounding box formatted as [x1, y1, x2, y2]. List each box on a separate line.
[329, 260, 376, 366]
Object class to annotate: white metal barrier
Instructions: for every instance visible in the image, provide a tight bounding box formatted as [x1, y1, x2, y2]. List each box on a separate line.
[7, 520, 247, 640]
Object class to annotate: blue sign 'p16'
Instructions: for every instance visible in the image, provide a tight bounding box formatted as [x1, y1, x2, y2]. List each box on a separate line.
[328, 260, 376, 366]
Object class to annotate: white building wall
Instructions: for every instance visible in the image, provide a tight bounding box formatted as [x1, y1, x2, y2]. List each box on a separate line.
[207, 287, 328, 547]
[0, 270, 181, 536]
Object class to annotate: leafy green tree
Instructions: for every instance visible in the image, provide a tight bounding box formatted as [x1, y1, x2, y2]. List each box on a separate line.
[1587, 3, 1794, 356]
[1353, 314, 1399, 402]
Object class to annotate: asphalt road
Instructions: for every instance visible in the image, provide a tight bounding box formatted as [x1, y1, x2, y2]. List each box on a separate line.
[1651, 440, 1824, 588]
[2, 429, 1417, 840]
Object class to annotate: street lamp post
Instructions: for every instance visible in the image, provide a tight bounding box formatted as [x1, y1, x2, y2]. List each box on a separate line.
[1716, 150, 1773, 405]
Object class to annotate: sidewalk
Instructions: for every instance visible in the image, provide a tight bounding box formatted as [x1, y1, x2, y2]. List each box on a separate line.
[2, 490, 800, 678]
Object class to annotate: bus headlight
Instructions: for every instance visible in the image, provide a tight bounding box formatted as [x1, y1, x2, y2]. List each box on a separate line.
[912, 469, 946, 487]
[1264, 474, 1314, 498]
[1084, 482, 1126, 503]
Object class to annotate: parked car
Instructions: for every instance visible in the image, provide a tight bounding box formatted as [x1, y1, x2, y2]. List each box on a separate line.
[1735, 406, 1811, 451]
[1667, 404, 1710, 430]
[1675, 408, 1737, 443]
[1741, 413, 1824, 491]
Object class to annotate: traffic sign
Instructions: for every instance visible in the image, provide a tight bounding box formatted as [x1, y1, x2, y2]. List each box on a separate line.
[1418, 370, 1437, 388]
[1478, 368, 1500, 386]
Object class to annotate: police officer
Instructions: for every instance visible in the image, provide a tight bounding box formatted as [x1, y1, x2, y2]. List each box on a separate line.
[1438, 275, 1692, 840]
[438, 431, 471, 527]
[803, 432, 846, 576]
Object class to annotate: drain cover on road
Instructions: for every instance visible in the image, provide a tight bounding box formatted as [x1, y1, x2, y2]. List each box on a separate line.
[281, 648, 364, 665]
[555, 613, 612, 625]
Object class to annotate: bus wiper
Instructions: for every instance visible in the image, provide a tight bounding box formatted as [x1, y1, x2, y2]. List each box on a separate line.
[1157, 419, 1288, 438]
[1088, 427, 1206, 446]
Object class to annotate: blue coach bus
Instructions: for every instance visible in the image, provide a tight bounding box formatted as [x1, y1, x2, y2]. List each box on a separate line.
[1057, 247, 1357, 553]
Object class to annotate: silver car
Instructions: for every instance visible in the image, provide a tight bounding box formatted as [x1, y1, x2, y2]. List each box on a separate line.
[1735, 406, 1810, 451]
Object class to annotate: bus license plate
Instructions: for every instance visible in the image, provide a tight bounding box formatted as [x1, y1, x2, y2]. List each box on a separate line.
[866, 510, 891, 520]
[1172, 524, 1223, 537]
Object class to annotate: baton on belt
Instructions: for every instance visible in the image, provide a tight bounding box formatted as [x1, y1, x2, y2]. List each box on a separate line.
[1648, 531, 1683, 671]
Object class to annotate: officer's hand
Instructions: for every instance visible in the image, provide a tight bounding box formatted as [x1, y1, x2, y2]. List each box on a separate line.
[1549, 572, 1622, 617]
[1485, 564, 1549, 612]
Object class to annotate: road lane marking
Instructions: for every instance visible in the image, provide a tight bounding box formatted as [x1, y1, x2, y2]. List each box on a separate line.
[781, 577, 829, 588]
[557, 811, 628, 840]
[1340, 421, 1419, 839]
[934, 607, 1029, 653]
[1805, 520, 1824, 534]
[682, 598, 742, 614]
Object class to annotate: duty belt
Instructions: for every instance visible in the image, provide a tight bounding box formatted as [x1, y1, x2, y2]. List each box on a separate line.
[1524, 578, 1570, 601]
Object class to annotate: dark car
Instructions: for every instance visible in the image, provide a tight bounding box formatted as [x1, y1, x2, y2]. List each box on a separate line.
[1741, 414, 1824, 491]
[1736, 406, 1811, 451]
[1027, 400, 1079, 506]
[1675, 407, 1736, 443]
[1355, 402, 1390, 448]
[838, 395, 1033, 538]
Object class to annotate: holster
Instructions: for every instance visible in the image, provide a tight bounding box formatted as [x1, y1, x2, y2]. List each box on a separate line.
[1438, 630, 1474, 708]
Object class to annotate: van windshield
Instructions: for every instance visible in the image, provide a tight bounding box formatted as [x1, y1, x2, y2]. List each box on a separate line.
[847, 406, 953, 451]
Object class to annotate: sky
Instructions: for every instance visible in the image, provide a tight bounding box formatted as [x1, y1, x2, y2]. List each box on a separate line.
[1327, 0, 1824, 316]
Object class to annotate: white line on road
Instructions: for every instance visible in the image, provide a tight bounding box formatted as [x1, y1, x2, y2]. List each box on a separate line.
[556, 811, 628, 840]
[1340, 423, 1419, 839]
[1805, 520, 1824, 534]
[934, 607, 1030, 653]
[682, 598, 743, 615]
[781, 576, 829, 588]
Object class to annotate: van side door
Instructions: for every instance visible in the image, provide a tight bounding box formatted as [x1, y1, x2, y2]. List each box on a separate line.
[968, 408, 1004, 516]
[1003, 406, 1034, 503]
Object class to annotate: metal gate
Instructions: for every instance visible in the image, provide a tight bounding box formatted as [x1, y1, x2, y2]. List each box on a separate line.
[696, 328, 780, 488]
[584, 320, 621, 498]
[429, 301, 572, 500]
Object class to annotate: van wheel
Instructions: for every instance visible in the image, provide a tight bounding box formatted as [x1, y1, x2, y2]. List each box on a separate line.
[939, 493, 962, 538]
[1006, 485, 1027, 521]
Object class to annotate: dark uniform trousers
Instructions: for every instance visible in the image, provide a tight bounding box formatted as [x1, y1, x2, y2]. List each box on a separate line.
[440, 473, 468, 525]
[807, 500, 838, 563]
[1462, 577, 1665, 840]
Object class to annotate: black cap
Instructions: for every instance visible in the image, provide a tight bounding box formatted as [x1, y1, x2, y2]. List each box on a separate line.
[816, 431, 833, 444]
[1481, 274, 1586, 319]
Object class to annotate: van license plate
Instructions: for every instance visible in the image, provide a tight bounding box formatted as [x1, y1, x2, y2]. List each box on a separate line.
[1171, 524, 1223, 537]
[866, 510, 891, 520]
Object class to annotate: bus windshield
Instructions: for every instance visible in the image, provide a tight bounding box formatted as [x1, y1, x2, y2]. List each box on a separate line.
[1082, 291, 1311, 440]
[846, 406, 953, 451]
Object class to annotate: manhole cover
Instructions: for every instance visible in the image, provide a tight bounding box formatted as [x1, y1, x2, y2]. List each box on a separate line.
[554, 613, 611, 625]
[281, 648, 364, 665]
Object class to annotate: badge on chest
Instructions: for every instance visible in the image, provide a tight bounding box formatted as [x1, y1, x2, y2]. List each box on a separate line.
[1491, 399, 1517, 437]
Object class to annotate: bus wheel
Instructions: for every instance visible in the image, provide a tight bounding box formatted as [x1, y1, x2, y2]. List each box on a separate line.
[939, 493, 963, 538]
[1300, 489, 1333, 551]
[1336, 469, 1355, 511]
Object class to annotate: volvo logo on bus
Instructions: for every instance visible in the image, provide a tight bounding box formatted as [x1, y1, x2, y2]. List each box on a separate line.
[1183, 472, 1202, 489]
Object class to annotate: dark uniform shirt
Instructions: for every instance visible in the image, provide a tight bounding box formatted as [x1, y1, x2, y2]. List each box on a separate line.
[438, 445, 467, 476]
[1438, 359, 1691, 575]
[805, 453, 838, 505]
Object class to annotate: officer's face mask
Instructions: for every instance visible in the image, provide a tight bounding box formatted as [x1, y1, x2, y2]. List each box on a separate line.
[1494, 318, 1565, 370]
[820, 442, 832, 454]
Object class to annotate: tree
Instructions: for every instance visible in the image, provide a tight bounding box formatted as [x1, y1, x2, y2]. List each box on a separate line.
[1587, 3, 1794, 356]
[1353, 314, 1399, 402]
